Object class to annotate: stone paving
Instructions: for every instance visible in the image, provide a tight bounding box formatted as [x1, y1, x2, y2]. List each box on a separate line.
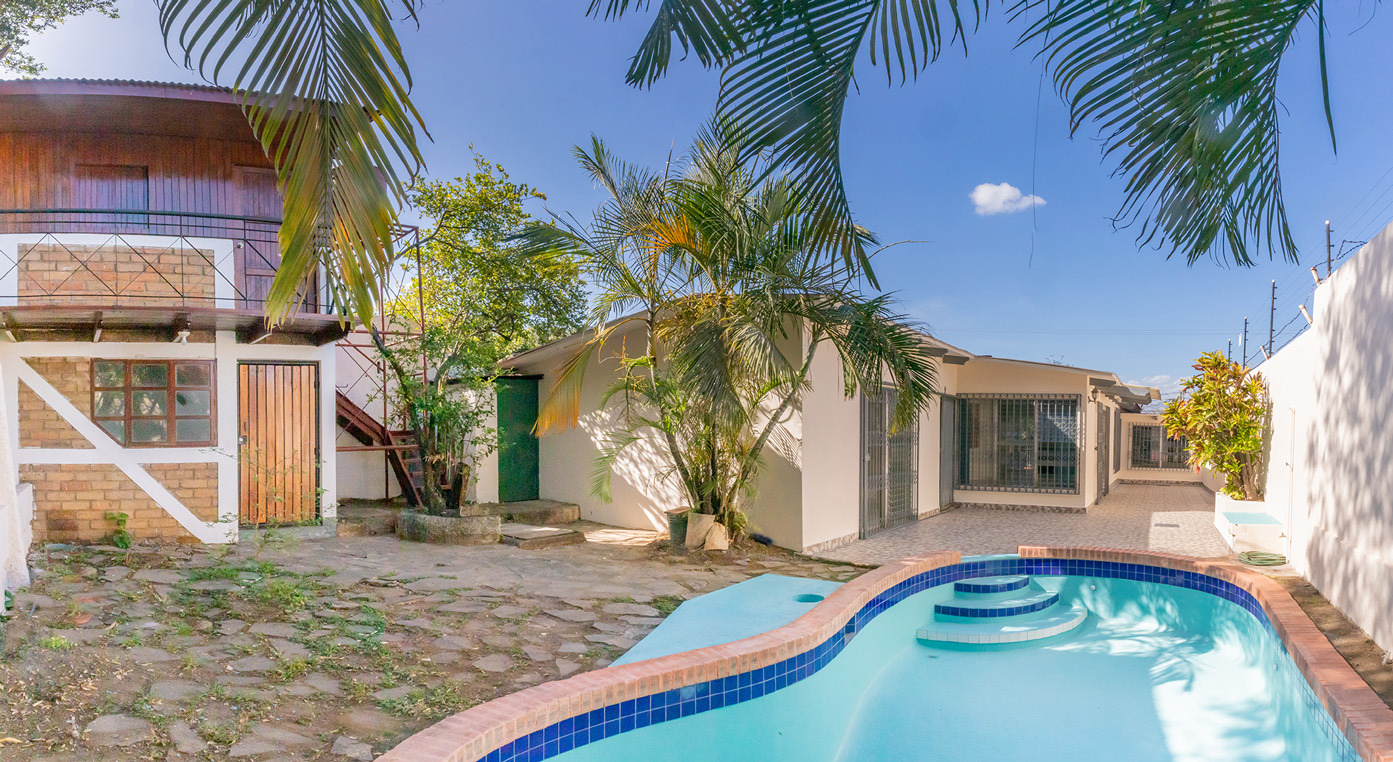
[817, 483, 1231, 565]
[0, 524, 862, 761]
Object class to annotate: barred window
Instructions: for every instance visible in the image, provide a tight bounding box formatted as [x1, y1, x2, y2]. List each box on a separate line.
[1130, 424, 1189, 469]
[957, 395, 1081, 493]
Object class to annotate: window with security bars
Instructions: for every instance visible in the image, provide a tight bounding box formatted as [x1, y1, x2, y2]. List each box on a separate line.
[1130, 424, 1190, 469]
[956, 395, 1080, 493]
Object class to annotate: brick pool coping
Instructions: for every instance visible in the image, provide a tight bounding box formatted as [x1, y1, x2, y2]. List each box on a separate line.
[379, 547, 1393, 762]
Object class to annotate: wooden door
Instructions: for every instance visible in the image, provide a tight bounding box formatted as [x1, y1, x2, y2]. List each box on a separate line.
[239, 362, 320, 526]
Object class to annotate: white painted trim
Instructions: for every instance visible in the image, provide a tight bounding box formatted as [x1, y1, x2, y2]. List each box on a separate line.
[11, 357, 233, 543]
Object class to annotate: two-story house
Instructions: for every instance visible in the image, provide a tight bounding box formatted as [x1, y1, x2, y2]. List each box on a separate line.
[0, 78, 369, 543]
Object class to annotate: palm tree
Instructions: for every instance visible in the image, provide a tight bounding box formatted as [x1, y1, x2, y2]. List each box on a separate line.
[591, 0, 1337, 269]
[518, 124, 938, 533]
[155, 0, 429, 325]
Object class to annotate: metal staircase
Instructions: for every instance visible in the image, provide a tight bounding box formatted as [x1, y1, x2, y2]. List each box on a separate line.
[334, 391, 424, 507]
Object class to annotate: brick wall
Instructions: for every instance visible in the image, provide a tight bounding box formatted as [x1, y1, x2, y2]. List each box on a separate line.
[16, 357, 222, 543]
[18, 356, 93, 448]
[18, 243, 215, 307]
[20, 463, 206, 543]
[145, 463, 220, 524]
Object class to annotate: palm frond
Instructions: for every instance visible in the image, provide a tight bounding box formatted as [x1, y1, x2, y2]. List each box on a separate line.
[157, 0, 428, 324]
[1015, 0, 1322, 265]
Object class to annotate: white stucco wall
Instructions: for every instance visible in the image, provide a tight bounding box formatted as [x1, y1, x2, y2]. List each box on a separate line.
[798, 342, 862, 552]
[332, 337, 401, 501]
[1256, 225, 1393, 654]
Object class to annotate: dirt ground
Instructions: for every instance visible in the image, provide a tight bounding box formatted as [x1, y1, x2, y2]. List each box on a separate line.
[1275, 575, 1393, 708]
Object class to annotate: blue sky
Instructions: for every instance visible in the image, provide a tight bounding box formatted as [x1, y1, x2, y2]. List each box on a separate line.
[25, 1, 1393, 397]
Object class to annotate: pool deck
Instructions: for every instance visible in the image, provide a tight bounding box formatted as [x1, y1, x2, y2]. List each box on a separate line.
[818, 482, 1230, 565]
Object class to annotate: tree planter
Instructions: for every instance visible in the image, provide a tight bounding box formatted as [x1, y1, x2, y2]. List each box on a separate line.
[686, 513, 716, 550]
[397, 508, 500, 546]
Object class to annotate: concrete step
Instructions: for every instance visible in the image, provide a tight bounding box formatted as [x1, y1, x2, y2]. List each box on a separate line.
[934, 590, 1060, 621]
[917, 605, 1088, 647]
[499, 522, 586, 550]
[476, 500, 581, 525]
[335, 502, 399, 537]
[953, 575, 1030, 598]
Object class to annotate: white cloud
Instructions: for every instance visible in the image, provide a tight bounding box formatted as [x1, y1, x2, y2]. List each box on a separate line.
[969, 182, 1046, 216]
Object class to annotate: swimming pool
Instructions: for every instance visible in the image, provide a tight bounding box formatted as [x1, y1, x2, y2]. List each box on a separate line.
[382, 549, 1393, 762]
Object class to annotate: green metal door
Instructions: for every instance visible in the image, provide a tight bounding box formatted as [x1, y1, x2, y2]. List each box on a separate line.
[496, 377, 540, 502]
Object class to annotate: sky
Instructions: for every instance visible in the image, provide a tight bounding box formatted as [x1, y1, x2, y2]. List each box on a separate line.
[21, 1, 1393, 398]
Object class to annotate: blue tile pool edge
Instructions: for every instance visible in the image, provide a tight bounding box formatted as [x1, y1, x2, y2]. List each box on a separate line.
[473, 557, 1360, 762]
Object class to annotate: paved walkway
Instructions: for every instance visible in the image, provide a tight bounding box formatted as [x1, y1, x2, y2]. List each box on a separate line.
[817, 483, 1230, 565]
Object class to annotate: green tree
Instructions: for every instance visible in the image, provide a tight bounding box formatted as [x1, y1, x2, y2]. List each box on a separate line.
[399, 155, 587, 357]
[594, 0, 1338, 269]
[0, 0, 117, 76]
[1162, 352, 1268, 500]
[373, 158, 585, 516]
[519, 125, 938, 535]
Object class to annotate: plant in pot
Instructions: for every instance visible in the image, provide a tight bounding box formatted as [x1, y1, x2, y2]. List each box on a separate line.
[1162, 351, 1267, 501]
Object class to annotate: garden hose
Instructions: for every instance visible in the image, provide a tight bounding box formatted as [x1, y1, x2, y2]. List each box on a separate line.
[1238, 551, 1287, 566]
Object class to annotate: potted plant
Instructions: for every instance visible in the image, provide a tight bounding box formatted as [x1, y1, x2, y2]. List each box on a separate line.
[1162, 351, 1268, 508]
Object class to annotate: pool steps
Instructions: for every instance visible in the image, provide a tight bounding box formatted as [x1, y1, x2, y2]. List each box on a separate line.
[917, 575, 1087, 646]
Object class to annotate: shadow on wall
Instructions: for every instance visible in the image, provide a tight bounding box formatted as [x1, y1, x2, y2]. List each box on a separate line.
[580, 402, 685, 532]
[1302, 231, 1393, 653]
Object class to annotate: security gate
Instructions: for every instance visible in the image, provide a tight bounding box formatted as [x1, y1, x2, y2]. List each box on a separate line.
[1096, 403, 1110, 501]
[860, 385, 919, 538]
[940, 396, 958, 510]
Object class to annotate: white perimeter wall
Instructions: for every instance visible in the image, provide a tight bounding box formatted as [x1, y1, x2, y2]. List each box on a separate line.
[1256, 224, 1393, 654]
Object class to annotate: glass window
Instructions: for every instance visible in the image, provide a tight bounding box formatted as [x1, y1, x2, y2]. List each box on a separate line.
[90, 360, 215, 447]
[1130, 424, 1190, 469]
[132, 363, 167, 387]
[958, 396, 1080, 493]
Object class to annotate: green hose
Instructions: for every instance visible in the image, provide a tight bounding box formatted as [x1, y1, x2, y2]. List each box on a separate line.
[1238, 551, 1287, 566]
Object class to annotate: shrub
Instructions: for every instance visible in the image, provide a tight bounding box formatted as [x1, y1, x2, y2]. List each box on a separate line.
[1162, 352, 1267, 500]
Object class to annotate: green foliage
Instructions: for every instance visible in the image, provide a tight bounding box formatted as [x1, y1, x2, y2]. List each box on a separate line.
[399, 154, 587, 356]
[518, 124, 938, 536]
[600, 0, 1333, 268]
[0, 0, 117, 75]
[38, 635, 73, 651]
[156, 0, 428, 326]
[376, 155, 584, 516]
[651, 595, 684, 616]
[103, 511, 132, 549]
[1162, 352, 1268, 500]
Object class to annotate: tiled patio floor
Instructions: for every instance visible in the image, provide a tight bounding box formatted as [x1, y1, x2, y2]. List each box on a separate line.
[816, 483, 1231, 565]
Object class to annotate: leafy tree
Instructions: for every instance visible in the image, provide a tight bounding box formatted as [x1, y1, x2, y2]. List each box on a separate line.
[373, 157, 585, 515]
[519, 124, 938, 535]
[399, 155, 586, 357]
[593, 0, 1339, 269]
[0, 0, 117, 76]
[1162, 352, 1268, 500]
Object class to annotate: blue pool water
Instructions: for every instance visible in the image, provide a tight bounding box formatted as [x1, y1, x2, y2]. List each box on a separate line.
[554, 574, 1356, 761]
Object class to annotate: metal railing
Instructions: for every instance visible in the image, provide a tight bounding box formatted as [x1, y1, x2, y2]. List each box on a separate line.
[0, 208, 318, 314]
[956, 394, 1082, 494]
[0, 209, 414, 318]
[1130, 424, 1190, 469]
